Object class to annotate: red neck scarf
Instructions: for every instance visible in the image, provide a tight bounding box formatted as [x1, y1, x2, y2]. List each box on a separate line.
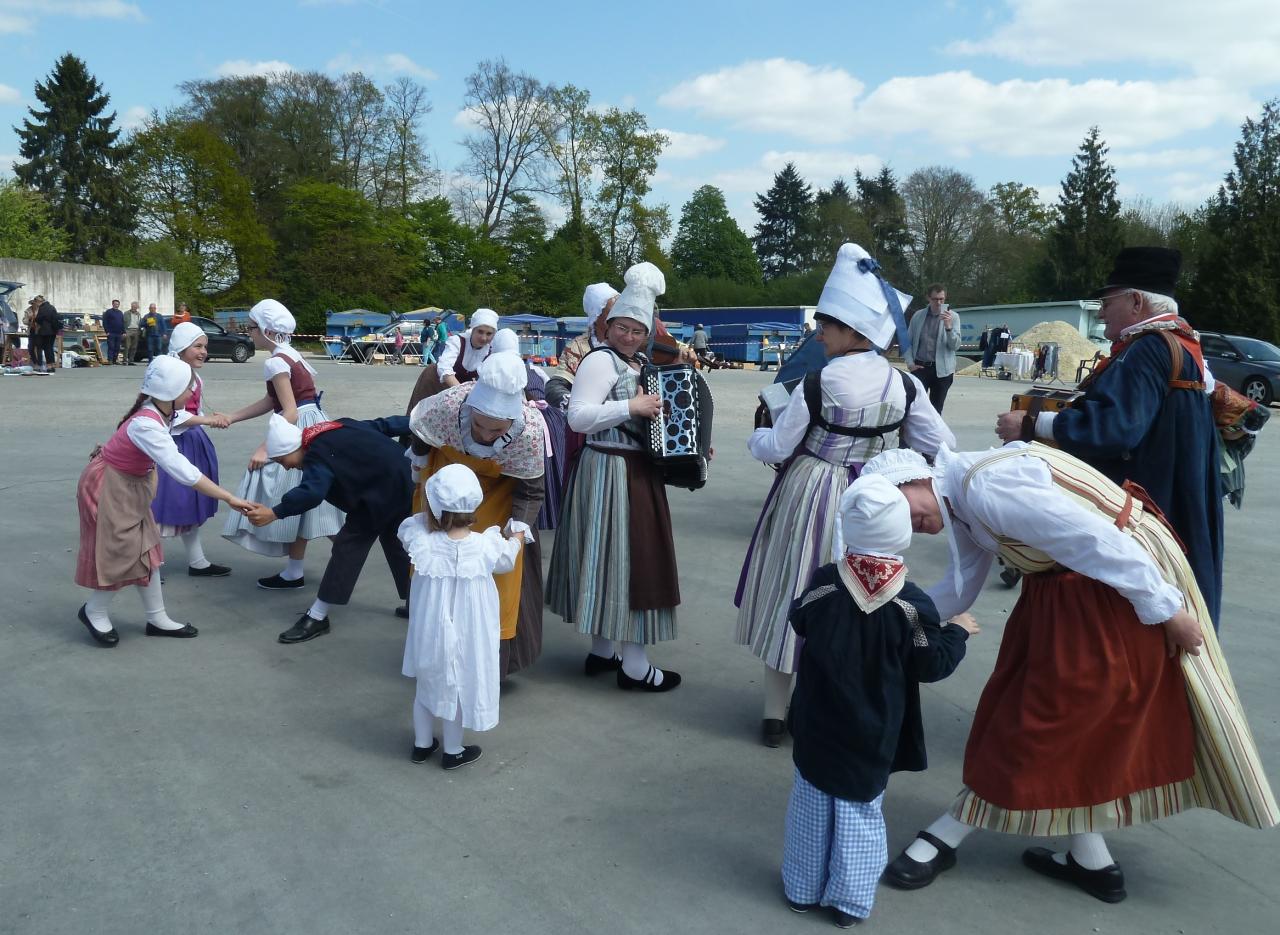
[302, 421, 344, 449]
[1084, 314, 1204, 388]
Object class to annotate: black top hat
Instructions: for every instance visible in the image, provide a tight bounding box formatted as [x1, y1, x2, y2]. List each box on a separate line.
[1092, 247, 1181, 299]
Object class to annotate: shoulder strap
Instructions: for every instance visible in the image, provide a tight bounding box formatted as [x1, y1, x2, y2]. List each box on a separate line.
[1158, 330, 1206, 392]
[803, 366, 914, 439]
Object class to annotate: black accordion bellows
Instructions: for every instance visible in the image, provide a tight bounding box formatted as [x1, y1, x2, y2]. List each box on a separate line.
[641, 364, 714, 491]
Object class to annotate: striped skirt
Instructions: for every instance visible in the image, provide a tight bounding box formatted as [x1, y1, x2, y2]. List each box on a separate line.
[734, 454, 860, 674]
[537, 406, 568, 530]
[949, 497, 1278, 835]
[221, 403, 346, 557]
[545, 445, 677, 644]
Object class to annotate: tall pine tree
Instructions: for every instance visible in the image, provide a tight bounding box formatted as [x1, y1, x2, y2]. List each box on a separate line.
[1186, 99, 1280, 342]
[15, 54, 135, 262]
[671, 185, 761, 284]
[1040, 126, 1122, 299]
[853, 167, 911, 285]
[752, 163, 814, 280]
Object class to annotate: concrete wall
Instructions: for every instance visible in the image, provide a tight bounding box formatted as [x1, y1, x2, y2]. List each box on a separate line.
[0, 258, 175, 317]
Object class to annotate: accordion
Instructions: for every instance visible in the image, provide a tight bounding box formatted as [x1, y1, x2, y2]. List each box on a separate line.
[641, 363, 714, 491]
[1011, 386, 1081, 448]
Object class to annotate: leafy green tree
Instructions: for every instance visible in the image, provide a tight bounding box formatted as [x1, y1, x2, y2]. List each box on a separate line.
[14, 53, 135, 260]
[670, 185, 761, 284]
[989, 181, 1051, 235]
[128, 116, 274, 300]
[811, 178, 871, 265]
[541, 83, 600, 255]
[752, 162, 814, 279]
[592, 108, 668, 272]
[105, 238, 206, 313]
[853, 167, 911, 284]
[977, 182, 1051, 303]
[1040, 126, 1123, 299]
[1186, 99, 1280, 341]
[0, 180, 69, 260]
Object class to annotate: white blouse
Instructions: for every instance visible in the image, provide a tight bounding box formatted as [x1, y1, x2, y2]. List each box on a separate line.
[126, 404, 202, 487]
[925, 443, 1184, 626]
[436, 330, 491, 377]
[748, 353, 956, 464]
[566, 348, 633, 435]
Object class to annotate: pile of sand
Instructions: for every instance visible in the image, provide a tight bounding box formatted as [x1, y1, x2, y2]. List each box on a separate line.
[958, 320, 1103, 383]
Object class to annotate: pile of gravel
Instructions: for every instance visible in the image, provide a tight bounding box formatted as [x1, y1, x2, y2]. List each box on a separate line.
[958, 320, 1103, 383]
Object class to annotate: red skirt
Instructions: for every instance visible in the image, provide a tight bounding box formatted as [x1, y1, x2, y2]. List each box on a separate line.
[963, 569, 1195, 810]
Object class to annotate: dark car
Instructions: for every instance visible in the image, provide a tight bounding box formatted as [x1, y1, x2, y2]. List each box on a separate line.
[1198, 331, 1280, 406]
[128, 315, 255, 363]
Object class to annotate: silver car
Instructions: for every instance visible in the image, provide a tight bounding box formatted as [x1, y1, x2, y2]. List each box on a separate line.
[1199, 331, 1280, 406]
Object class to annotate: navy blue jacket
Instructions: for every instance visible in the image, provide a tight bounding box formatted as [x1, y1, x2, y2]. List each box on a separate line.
[103, 308, 125, 335]
[274, 416, 413, 534]
[1052, 333, 1224, 626]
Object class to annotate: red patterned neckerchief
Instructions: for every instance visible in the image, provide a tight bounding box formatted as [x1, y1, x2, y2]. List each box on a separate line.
[1081, 314, 1204, 390]
[836, 553, 907, 614]
[302, 421, 344, 449]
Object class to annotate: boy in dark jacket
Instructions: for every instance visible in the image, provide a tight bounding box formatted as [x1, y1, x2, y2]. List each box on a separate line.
[246, 413, 415, 644]
[782, 473, 977, 928]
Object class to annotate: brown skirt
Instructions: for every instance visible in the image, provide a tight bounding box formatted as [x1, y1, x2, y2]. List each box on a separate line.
[963, 569, 1194, 810]
[75, 456, 162, 590]
[620, 450, 680, 610]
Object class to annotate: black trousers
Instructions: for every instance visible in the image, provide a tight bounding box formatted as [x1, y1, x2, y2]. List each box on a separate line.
[33, 334, 57, 368]
[917, 363, 954, 413]
[106, 333, 122, 363]
[317, 519, 412, 606]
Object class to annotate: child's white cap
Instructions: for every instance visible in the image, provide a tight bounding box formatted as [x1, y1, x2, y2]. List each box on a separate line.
[838, 473, 912, 559]
[426, 463, 483, 521]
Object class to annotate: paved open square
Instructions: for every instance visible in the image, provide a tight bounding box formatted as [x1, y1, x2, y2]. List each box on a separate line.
[2, 360, 1276, 935]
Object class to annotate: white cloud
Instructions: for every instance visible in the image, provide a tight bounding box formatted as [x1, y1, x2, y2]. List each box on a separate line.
[0, 0, 143, 32]
[0, 12, 32, 33]
[325, 51, 438, 81]
[659, 58, 864, 144]
[1162, 172, 1223, 205]
[948, 0, 1280, 85]
[214, 59, 296, 78]
[0, 83, 19, 105]
[855, 72, 1254, 157]
[705, 149, 883, 194]
[1109, 147, 1225, 170]
[0, 153, 17, 176]
[121, 105, 149, 130]
[656, 129, 724, 160]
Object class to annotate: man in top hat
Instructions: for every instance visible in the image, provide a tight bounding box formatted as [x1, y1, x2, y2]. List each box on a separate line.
[995, 247, 1224, 627]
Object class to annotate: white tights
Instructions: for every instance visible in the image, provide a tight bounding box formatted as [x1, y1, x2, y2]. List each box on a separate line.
[905, 811, 1114, 870]
[83, 574, 181, 631]
[763, 667, 793, 721]
[413, 699, 465, 755]
[181, 529, 210, 569]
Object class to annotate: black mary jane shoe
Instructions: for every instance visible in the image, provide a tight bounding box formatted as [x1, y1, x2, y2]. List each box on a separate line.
[145, 622, 199, 638]
[411, 739, 440, 764]
[762, 718, 787, 748]
[883, 832, 957, 890]
[279, 613, 330, 644]
[394, 603, 410, 619]
[257, 573, 306, 591]
[188, 563, 232, 578]
[583, 652, 623, 676]
[1022, 847, 1127, 904]
[78, 604, 119, 647]
[616, 665, 682, 693]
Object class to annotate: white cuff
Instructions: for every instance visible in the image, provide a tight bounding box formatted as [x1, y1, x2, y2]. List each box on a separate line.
[1035, 411, 1057, 440]
[505, 519, 535, 543]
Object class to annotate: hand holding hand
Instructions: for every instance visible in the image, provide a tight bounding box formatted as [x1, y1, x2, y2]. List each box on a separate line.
[995, 411, 1027, 443]
[248, 445, 269, 471]
[628, 392, 662, 419]
[1163, 610, 1204, 658]
[246, 504, 278, 528]
[227, 496, 254, 514]
[208, 412, 231, 429]
[950, 612, 980, 635]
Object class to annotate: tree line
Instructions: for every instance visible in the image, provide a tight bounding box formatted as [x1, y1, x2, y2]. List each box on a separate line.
[4, 53, 1279, 343]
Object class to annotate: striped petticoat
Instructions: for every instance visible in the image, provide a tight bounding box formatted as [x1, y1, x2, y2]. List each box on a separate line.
[949, 444, 1278, 834]
[545, 445, 676, 645]
[734, 454, 860, 674]
[221, 403, 346, 557]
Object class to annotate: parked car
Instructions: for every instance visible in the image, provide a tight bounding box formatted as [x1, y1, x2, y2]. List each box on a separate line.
[130, 315, 255, 363]
[1199, 331, 1280, 406]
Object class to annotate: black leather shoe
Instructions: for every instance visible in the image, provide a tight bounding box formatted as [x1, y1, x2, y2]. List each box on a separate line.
[411, 740, 440, 763]
[78, 604, 118, 647]
[883, 832, 957, 889]
[145, 622, 199, 638]
[762, 718, 787, 748]
[188, 563, 231, 577]
[441, 745, 483, 770]
[785, 898, 816, 913]
[834, 910, 861, 928]
[258, 573, 305, 590]
[279, 613, 329, 644]
[1022, 847, 1126, 903]
[583, 652, 622, 676]
[395, 603, 410, 619]
[617, 665, 682, 692]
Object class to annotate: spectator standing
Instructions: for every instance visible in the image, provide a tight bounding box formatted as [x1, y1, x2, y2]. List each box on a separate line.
[102, 299, 125, 365]
[123, 301, 142, 365]
[32, 296, 62, 375]
[142, 303, 167, 361]
[171, 303, 192, 326]
[0, 299, 17, 365]
[903, 285, 961, 413]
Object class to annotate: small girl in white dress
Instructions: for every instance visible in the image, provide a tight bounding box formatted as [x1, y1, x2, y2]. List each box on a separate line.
[398, 463, 522, 770]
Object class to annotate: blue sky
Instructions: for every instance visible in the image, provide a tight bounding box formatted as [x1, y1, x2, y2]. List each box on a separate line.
[2, 0, 1278, 236]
